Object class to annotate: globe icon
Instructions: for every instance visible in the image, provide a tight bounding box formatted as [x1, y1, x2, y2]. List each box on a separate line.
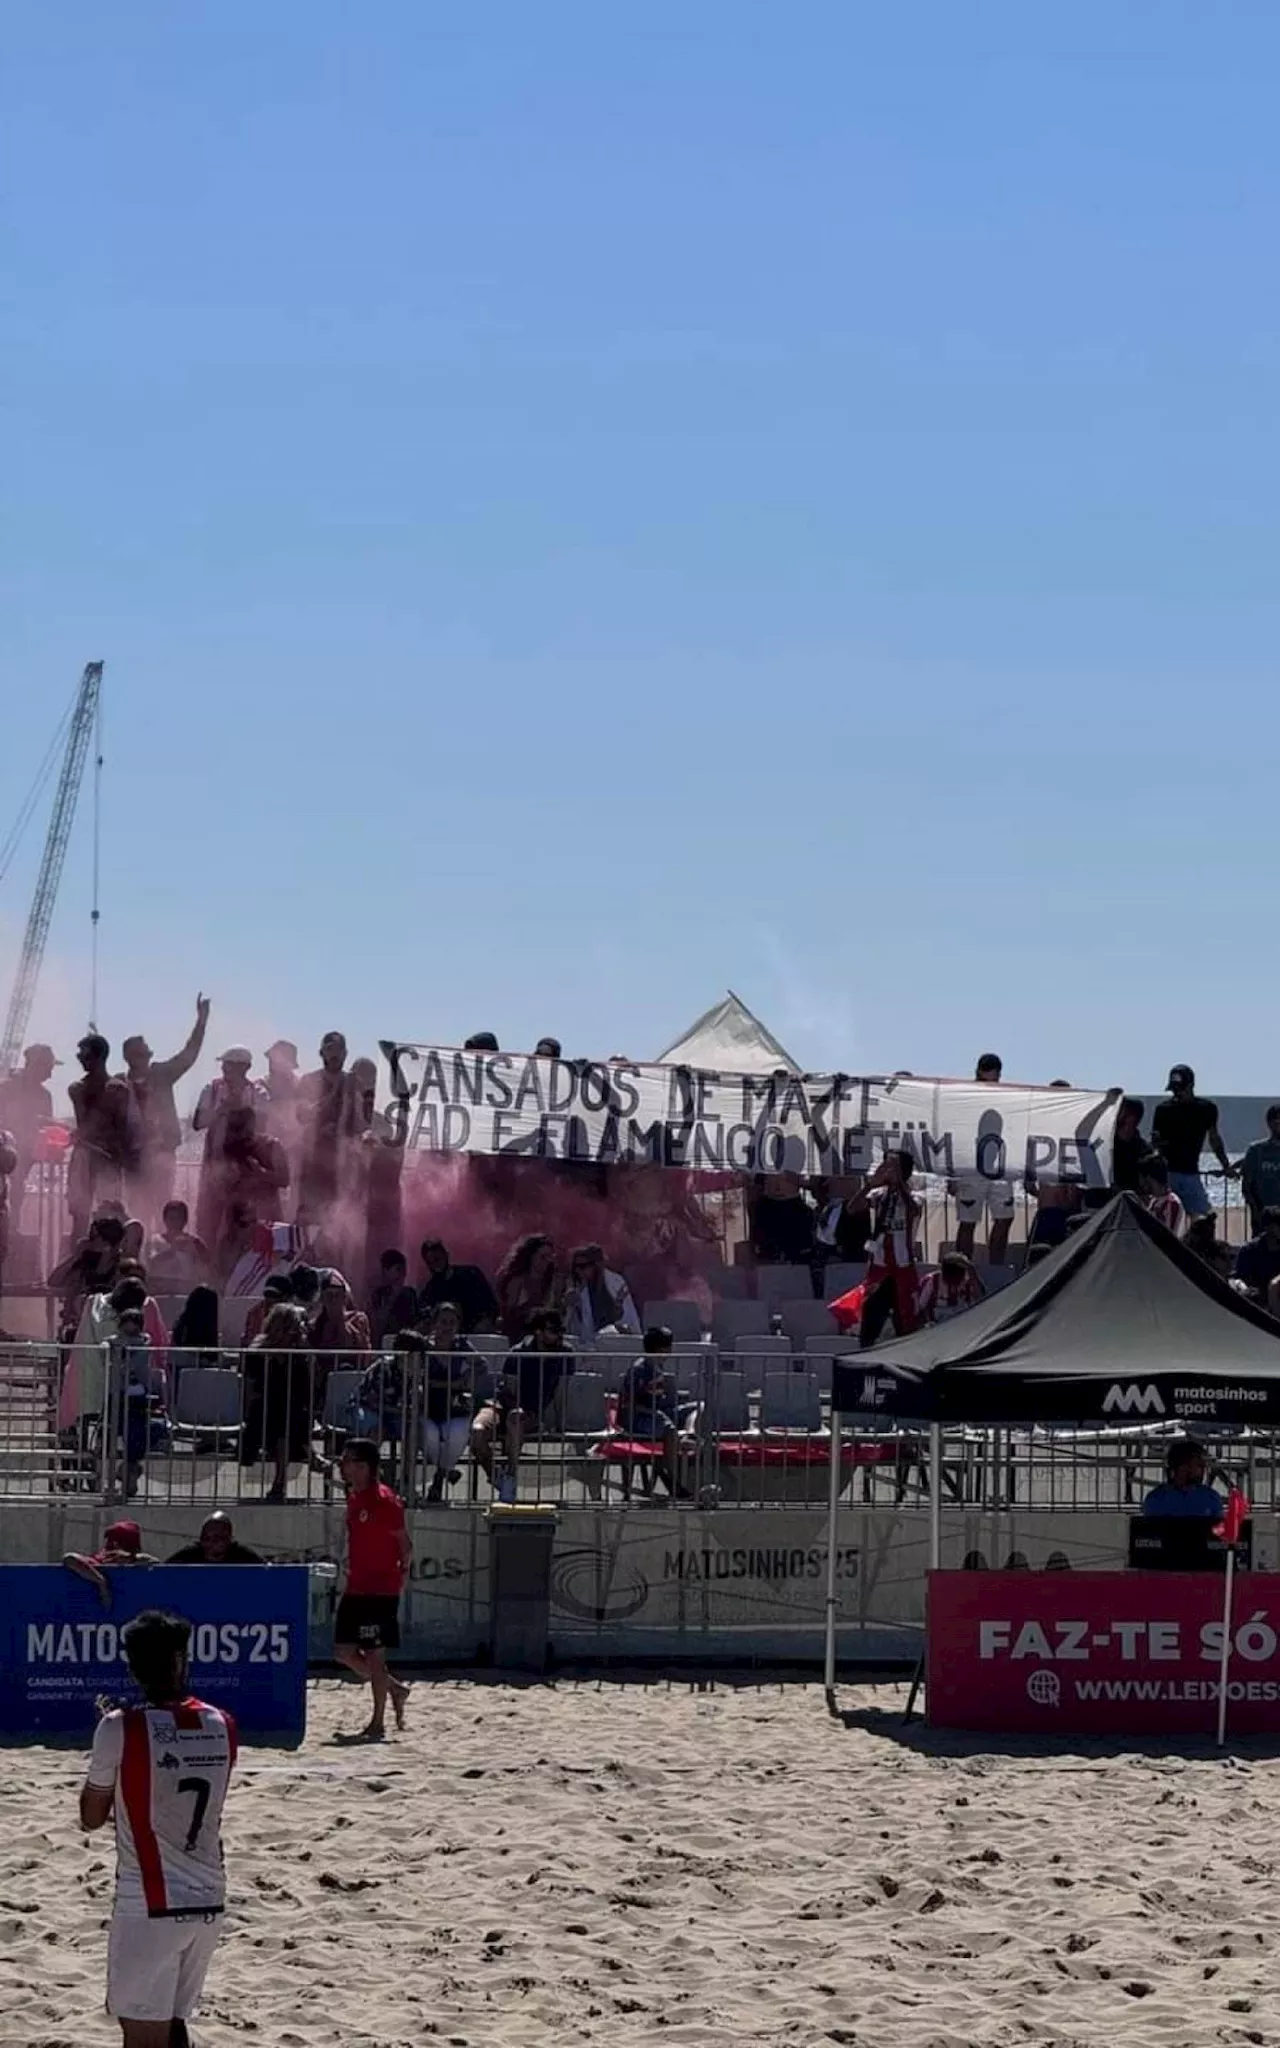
[1026, 1667, 1060, 1707]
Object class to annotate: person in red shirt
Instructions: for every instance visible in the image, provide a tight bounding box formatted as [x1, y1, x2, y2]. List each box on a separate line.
[334, 1439, 411, 1740]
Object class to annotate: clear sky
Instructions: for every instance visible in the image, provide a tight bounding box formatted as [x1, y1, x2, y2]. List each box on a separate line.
[3, 2, 1278, 1109]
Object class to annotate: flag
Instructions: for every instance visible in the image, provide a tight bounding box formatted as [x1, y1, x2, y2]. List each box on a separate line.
[829, 1283, 867, 1334]
[1214, 1487, 1250, 1548]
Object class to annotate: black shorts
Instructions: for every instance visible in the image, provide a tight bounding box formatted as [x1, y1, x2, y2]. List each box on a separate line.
[335, 1594, 401, 1653]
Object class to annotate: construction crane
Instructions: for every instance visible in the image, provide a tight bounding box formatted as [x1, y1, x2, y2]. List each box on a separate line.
[0, 662, 104, 1074]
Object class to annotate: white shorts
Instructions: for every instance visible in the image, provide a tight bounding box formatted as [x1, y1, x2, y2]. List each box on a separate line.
[954, 1174, 1016, 1225]
[107, 1911, 222, 2021]
[422, 1417, 471, 1470]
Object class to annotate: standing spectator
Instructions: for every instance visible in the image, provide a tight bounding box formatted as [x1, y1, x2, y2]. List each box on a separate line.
[463, 1031, 499, 1052]
[1111, 1097, 1150, 1195]
[1233, 1208, 1280, 1304]
[119, 993, 210, 1219]
[854, 1151, 923, 1348]
[564, 1242, 641, 1344]
[68, 1035, 142, 1237]
[368, 1250, 420, 1346]
[1140, 1157, 1186, 1236]
[418, 1239, 497, 1332]
[1151, 1065, 1235, 1219]
[263, 1037, 301, 1141]
[0, 1125, 15, 1324]
[204, 1106, 290, 1250]
[471, 1307, 576, 1502]
[245, 1302, 314, 1502]
[954, 1053, 1015, 1266]
[1240, 1106, 1280, 1235]
[242, 1271, 294, 1348]
[193, 1048, 267, 1245]
[0, 1041, 58, 1199]
[297, 1031, 360, 1222]
[534, 1036, 562, 1059]
[749, 1172, 815, 1266]
[146, 1199, 211, 1295]
[495, 1233, 560, 1341]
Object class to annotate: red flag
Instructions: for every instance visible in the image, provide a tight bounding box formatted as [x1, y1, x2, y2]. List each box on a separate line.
[1214, 1487, 1250, 1547]
[829, 1283, 867, 1334]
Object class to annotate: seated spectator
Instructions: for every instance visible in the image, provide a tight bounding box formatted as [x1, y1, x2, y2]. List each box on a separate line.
[245, 1302, 314, 1502]
[1185, 1212, 1234, 1280]
[418, 1238, 497, 1333]
[471, 1307, 575, 1503]
[1139, 1157, 1185, 1236]
[917, 1253, 985, 1326]
[564, 1242, 641, 1345]
[464, 1031, 499, 1052]
[167, 1510, 264, 1564]
[416, 1301, 479, 1501]
[146, 1200, 211, 1294]
[62, 1519, 156, 1603]
[171, 1283, 222, 1368]
[353, 1342, 409, 1474]
[368, 1249, 421, 1346]
[1024, 1241, 1056, 1268]
[534, 1036, 562, 1059]
[242, 1272, 293, 1348]
[309, 1269, 372, 1364]
[1233, 1207, 1280, 1303]
[1142, 1439, 1224, 1518]
[616, 1325, 684, 1496]
[1241, 1106, 1280, 1235]
[495, 1233, 560, 1342]
[749, 1172, 815, 1266]
[120, 1217, 146, 1263]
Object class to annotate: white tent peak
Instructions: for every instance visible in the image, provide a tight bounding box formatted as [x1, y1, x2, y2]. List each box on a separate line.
[656, 990, 800, 1075]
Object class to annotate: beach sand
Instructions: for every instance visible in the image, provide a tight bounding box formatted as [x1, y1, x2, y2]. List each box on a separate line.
[5, 1677, 1280, 2048]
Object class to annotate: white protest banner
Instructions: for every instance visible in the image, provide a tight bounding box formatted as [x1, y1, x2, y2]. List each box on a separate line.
[379, 1042, 1120, 1183]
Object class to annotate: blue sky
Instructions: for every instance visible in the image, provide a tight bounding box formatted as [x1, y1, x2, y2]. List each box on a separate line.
[3, 2, 1278, 1105]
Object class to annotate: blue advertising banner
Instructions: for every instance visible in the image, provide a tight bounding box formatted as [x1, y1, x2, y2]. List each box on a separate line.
[0, 1567, 309, 1744]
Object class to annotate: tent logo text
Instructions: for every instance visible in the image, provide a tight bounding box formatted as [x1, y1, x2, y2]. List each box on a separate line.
[1101, 1383, 1167, 1417]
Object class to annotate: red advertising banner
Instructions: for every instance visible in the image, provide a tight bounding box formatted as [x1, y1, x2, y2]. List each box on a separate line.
[927, 1570, 1280, 1736]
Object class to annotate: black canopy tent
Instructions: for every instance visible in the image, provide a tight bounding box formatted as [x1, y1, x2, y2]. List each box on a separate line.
[830, 1192, 1280, 1428]
[821, 1194, 1280, 1703]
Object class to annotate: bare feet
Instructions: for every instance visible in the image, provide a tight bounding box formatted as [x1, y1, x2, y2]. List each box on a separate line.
[391, 1680, 409, 1731]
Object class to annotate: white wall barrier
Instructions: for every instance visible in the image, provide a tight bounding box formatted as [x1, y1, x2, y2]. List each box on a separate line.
[2, 1504, 1274, 1666]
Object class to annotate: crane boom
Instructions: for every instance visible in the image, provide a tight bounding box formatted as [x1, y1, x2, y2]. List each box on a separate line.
[0, 662, 104, 1073]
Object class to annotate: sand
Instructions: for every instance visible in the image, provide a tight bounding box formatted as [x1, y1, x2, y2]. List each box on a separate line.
[5, 1677, 1280, 2048]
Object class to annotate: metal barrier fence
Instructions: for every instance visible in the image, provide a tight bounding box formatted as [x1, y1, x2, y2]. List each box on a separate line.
[3, 1334, 1279, 1514]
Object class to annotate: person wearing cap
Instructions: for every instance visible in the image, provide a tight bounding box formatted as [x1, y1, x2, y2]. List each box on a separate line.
[118, 994, 210, 1221]
[1151, 1065, 1236, 1220]
[63, 1520, 156, 1605]
[167, 1511, 265, 1565]
[193, 1048, 267, 1247]
[0, 1041, 60, 1203]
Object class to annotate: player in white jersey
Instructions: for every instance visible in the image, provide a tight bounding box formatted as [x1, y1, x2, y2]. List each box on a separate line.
[80, 1608, 237, 2048]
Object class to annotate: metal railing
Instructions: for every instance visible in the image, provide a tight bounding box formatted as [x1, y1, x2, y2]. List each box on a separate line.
[3, 1332, 1278, 1513]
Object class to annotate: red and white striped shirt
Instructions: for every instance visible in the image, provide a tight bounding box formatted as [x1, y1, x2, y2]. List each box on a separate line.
[87, 1698, 236, 1918]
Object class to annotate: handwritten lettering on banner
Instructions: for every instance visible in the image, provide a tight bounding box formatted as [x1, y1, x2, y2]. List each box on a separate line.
[379, 1044, 1119, 1182]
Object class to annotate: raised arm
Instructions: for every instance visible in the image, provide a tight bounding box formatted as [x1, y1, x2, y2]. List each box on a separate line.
[161, 993, 211, 1083]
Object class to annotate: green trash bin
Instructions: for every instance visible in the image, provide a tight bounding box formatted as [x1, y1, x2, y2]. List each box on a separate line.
[488, 1505, 559, 1672]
